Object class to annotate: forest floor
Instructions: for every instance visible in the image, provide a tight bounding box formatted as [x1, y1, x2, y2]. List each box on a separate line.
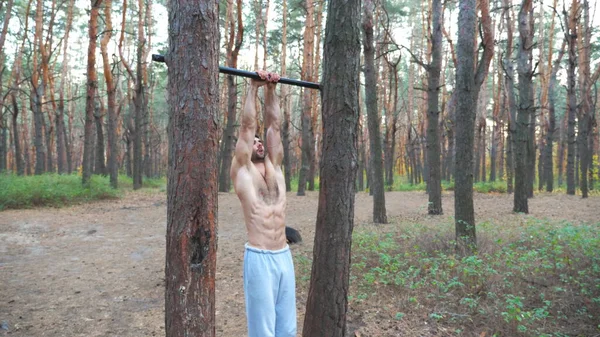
[1, 190, 599, 337]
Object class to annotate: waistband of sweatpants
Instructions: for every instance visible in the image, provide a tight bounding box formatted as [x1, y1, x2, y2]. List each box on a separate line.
[245, 243, 290, 255]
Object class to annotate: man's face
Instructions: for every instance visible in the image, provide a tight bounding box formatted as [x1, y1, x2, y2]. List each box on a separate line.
[252, 137, 265, 161]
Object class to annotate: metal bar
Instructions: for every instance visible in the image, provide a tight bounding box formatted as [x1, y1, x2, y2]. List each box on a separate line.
[152, 54, 321, 90]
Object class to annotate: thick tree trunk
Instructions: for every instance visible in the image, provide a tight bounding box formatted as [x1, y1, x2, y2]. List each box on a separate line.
[165, 0, 219, 336]
[302, 0, 360, 335]
[362, 0, 387, 223]
[454, 0, 493, 255]
[514, 0, 534, 213]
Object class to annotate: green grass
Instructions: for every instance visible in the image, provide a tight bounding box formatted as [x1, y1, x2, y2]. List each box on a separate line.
[345, 218, 600, 336]
[289, 173, 600, 195]
[0, 173, 166, 211]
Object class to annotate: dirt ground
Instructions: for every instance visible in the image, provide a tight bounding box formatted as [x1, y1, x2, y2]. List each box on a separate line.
[1, 190, 598, 337]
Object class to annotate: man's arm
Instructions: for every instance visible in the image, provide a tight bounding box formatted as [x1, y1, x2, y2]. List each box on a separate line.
[231, 83, 260, 177]
[265, 82, 284, 167]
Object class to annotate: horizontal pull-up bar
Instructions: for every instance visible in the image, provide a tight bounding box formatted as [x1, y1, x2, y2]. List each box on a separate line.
[152, 54, 321, 90]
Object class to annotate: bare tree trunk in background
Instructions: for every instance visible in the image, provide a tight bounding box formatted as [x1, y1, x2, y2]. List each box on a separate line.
[142, 0, 153, 178]
[514, 0, 534, 213]
[94, 100, 106, 175]
[280, 0, 292, 192]
[565, 2, 577, 195]
[83, 0, 103, 184]
[362, 0, 387, 223]
[454, 0, 493, 255]
[100, 0, 118, 187]
[490, 48, 503, 182]
[41, 0, 60, 174]
[119, 0, 143, 189]
[576, 0, 599, 198]
[165, 0, 219, 335]
[31, 0, 46, 175]
[546, 41, 566, 192]
[0, 0, 13, 172]
[426, 0, 443, 214]
[297, 0, 315, 196]
[309, 0, 324, 191]
[56, 0, 75, 175]
[442, 24, 457, 182]
[218, 0, 243, 192]
[481, 116, 487, 182]
[10, 95, 23, 175]
[503, 0, 517, 195]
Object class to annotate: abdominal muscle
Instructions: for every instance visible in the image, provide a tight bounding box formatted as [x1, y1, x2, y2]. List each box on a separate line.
[245, 200, 287, 250]
[235, 164, 287, 250]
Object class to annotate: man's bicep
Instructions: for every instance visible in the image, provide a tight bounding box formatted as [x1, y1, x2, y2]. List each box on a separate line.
[266, 127, 284, 165]
[234, 126, 254, 163]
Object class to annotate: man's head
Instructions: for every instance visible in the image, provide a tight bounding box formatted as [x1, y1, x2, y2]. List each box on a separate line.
[251, 135, 265, 162]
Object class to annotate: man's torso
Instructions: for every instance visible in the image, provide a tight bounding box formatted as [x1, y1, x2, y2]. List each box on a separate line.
[233, 157, 287, 250]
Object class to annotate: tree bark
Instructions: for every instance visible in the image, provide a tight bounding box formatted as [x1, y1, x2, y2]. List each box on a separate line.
[302, 0, 360, 335]
[218, 0, 243, 192]
[426, 0, 443, 214]
[362, 0, 387, 223]
[297, 0, 315, 196]
[280, 0, 292, 192]
[503, 0, 518, 195]
[565, 2, 577, 195]
[83, 0, 102, 185]
[99, 0, 118, 187]
[514, 0, 534, 213]
[165, 0, 219, 336]
[545, 39, 566, 191]
[454, 0, 493, 255]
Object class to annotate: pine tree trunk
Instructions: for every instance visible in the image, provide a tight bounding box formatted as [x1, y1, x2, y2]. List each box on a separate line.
[100, 0, 118, 187]
[298, 0, 315, 196]
[566, 2, 577, 195]
[454, 0, 493, 255]
[506, 122, 514, 193]
[503, 0, 518, 195]
[165, 0, 219, 335]
[83, 0, 102, 185]
[218, 0, 243, 192]
[362, 0, 387, 223]
[11, 95, 23, 175]
[514, 0, 533, 213]
[280, 0, 292, 191]
[31, 0, 46, 175]
[474, 122, 481, 183]
[94, 106, 106, 175]
[426, 0, 443, 214]
[558, 114, 566, 186]
[302, 0, 360, 335]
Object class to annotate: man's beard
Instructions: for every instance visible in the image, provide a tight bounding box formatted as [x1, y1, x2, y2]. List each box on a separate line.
[251, 151, 265, 162]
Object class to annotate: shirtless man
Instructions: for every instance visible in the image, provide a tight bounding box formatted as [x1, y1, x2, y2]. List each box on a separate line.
[230, 70, 296, 337]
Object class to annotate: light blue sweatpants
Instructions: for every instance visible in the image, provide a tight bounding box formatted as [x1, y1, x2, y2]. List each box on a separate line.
[244, 243, 297, 337]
